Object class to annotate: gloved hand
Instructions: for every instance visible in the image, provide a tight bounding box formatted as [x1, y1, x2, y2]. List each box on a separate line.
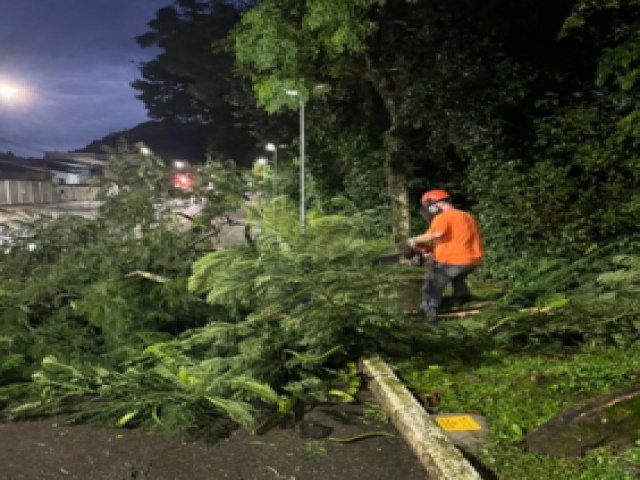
[407, 237, 417, 248]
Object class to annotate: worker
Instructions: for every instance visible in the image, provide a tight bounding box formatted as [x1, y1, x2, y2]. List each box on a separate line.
[407, 189, 483, 322]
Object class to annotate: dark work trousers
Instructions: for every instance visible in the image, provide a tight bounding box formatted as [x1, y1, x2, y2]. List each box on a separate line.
[421, 262, 476, 313]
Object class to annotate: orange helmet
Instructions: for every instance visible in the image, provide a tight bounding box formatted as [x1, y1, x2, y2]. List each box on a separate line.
[420, 189, 450, 206]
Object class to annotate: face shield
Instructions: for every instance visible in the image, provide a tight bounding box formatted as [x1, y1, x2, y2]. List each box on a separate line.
[419, 204, 432, 221]
[419, 201, 443, 222]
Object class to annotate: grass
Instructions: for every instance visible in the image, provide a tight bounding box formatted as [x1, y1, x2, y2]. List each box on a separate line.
[393, 342, 640, 479]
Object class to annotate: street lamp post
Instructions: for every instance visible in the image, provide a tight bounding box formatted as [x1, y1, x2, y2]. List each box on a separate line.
[286, 89, 305, 231]
[265, 142, 278, 198]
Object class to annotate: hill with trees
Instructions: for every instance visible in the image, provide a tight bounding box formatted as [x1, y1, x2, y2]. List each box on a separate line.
[80, 120, 210, 164]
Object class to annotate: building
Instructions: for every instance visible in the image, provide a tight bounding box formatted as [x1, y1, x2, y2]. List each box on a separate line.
[43, 151, 108, 185]
[0, 151, 106, 205]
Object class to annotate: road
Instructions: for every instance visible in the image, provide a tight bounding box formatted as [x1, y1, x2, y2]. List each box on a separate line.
[0, 201, 102, 222]
[0, 201, 249, 249]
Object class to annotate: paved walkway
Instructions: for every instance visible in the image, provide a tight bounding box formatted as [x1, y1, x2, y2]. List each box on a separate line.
[0, 201, 102, 221]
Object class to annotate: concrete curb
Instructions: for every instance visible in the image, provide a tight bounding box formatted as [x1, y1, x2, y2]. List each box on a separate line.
[361, 357, 482, 480]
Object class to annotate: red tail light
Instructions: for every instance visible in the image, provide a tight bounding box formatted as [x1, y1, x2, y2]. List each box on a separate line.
[173, 173, 193, 189]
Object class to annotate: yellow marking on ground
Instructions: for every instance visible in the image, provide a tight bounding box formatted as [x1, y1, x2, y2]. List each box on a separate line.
[436, 415, 482, 431]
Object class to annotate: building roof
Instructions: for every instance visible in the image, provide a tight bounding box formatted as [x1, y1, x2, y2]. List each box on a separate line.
[44, 151, 110, 166]
[0, 151, 106, 180]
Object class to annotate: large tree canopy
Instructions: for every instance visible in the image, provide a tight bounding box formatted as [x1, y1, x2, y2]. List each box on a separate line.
[131, 0, 640, 264]
[233, 0, 580, 240]
[133, 0, 260, 166]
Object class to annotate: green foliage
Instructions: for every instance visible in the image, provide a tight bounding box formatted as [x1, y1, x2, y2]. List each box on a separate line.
[0, 143, 252, 431]
[3, 2, 640, 472]
[234, 0, 383, 111]
[11, 352, 256, 433]
[425, 246, 639, 351]
[396, 343, 640, 479]
[184, 199, 413, 414]
[466, 0, 640, 267]
[235, 0, 533, 236]
[1, 173, 415, 437]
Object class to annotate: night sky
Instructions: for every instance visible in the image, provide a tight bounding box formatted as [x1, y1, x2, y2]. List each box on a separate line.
[0, 0, 172, 158]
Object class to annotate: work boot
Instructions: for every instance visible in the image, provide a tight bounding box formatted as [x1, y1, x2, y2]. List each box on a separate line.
[418, 301, 439, 323]
[451, 295, 473, 308]
[422, 306, 439, 324]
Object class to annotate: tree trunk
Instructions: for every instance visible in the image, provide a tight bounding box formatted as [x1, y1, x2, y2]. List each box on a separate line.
[365, 51, 411, 243]
[384, 129, 410, 242]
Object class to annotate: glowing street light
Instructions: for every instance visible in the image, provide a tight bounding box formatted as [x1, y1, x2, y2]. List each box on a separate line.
[139, 146, 152, 156]
[0, 81, 26, 104]
[0, 84, 18, 101]
[265, 142, 279, 198]
[253, 157, 269, 181]
[254, 157, 268, 176]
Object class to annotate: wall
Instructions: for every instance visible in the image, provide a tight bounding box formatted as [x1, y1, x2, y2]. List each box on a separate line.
[56, 185, 99, 202]
[0, 180, 55, 204]
[0, 180, 99, 205]
[52, 171, 89, 185]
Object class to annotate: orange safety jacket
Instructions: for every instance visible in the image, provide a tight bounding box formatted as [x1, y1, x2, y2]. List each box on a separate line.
[426, 209, 483, 265]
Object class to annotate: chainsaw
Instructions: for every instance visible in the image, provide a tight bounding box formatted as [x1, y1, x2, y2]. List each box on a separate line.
[373, 243, 434, 266]
[373, 206, 437, 266]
